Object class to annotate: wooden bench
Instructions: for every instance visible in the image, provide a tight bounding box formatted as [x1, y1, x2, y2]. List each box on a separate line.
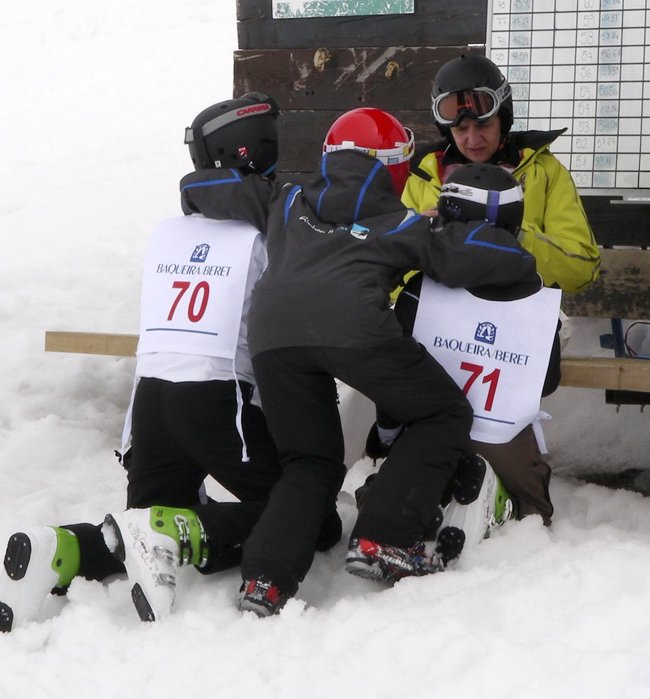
[44, 328, 650, 393]
[561, 197, 650, 406]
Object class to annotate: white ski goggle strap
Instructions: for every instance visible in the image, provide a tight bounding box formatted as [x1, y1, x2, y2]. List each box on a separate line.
[432, 83, 511, 127]
[441, 182, 523, 224]
[323, 127, 415, 165]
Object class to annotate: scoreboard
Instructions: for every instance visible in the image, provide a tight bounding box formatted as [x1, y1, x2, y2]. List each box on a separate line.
[487, 0, 650, 193]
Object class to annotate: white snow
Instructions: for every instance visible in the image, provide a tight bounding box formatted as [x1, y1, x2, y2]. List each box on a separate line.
[1, 2, 649, 697]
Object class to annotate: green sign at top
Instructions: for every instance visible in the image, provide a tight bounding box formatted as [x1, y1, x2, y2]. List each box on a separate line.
[272, 0, 414, 19]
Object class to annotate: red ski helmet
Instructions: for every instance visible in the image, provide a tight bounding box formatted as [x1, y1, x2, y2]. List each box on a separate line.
[323, 108, 415, 195]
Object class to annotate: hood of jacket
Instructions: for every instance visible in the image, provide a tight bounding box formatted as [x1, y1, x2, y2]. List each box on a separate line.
[301, 150, 407, 225]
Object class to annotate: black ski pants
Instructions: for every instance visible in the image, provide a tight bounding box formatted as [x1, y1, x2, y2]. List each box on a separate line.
[65, 377, 282, 580]
[242, 338, 473, 593]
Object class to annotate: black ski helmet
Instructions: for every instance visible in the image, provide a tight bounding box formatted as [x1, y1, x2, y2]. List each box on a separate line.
[438, 163, 523, 236]
[185, 92, 279, 175]
[431, 54, 513, 136]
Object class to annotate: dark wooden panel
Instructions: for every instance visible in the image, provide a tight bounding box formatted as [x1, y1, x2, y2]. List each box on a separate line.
[237, 0, 266, 20]
[273, 109, 439, 173]
[562, 248, 650, 319]
[581, 195, 650, 248]
[236, 0, 488, 49]
[234, 46, 482, 111]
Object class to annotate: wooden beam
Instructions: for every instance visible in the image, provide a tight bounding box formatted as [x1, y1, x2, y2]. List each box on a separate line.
[559, 356, 650, 391]
[44, 331, 137, 357]
[43, 332, 650, 394]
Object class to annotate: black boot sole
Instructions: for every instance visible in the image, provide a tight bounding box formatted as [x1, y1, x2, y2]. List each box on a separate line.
[452, 456, 487, 505]
[4, 533, 32, 581]
[0, 602, 14, 632]
[131, 583, 156, 622]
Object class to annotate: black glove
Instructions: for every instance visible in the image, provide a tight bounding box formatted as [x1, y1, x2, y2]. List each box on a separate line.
[364, 422, 402, 461]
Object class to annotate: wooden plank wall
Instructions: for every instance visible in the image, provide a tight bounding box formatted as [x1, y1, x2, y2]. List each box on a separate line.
[234, 0, 488, 179]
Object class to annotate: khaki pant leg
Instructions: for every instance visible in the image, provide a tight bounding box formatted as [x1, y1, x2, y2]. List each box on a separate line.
[472, 424, 553, 526]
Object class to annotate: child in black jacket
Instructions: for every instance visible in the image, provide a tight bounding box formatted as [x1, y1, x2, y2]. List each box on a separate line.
[180, 108, 539, 615]
[362, 163, 562, 557]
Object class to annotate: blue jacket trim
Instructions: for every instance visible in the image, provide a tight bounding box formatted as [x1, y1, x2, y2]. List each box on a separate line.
[382, 212, 424, 236]
[284, 185, 302, 224]
[465, 222, 527, 254]
[354, 161, 383, 221]
[260, 164, 277, 177]
[315, 155, 333, 217]
[181, 169, 243, 191]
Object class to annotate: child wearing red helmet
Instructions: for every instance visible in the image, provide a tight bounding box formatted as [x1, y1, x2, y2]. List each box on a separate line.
[181, 106, 538, 616]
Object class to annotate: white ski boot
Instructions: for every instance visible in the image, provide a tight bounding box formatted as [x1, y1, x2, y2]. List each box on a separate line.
[0, 526, 80, 632]
[102, 506, 207, 622]
[437, 454, 514, 563]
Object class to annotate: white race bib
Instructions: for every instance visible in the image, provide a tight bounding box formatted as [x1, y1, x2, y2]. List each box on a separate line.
[413, 278, 561, 443]
[137, 216, 259, 359]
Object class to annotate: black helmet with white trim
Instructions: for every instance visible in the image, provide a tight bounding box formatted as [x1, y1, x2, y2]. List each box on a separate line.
[185, 92, 279, 175]
[438, 163, 523, 236]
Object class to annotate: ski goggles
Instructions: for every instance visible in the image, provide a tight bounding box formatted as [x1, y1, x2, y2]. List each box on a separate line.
[432, 84, 511, 127]
[323, 128, 415, 166]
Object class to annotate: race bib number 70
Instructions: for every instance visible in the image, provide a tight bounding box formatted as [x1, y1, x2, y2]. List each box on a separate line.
[137, 216, 259, 359]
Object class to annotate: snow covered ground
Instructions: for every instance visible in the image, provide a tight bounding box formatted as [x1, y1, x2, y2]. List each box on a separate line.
[1, 2, 649, 697]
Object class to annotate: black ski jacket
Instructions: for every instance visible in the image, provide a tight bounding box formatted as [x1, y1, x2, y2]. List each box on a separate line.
[180, 151, 537, 357]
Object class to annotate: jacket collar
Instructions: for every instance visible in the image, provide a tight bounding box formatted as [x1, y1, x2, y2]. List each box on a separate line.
[438, 127, 567, 169]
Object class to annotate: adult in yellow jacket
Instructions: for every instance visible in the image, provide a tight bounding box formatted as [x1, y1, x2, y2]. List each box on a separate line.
[367, 55, 600, 527]
[402, 54, 600, 293]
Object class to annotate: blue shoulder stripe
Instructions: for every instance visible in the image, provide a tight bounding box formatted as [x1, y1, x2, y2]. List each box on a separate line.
[382, 211, 424, 236]
[181, 168, 243, 191]
[284, 185, 302, 224]
[465, 222, 528, 254]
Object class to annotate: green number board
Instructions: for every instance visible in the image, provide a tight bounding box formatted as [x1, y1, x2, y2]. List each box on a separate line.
[272, 0, 414, 19]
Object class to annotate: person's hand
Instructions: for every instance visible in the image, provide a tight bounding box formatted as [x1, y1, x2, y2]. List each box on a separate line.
[364, 422, 402, 461]
[421, 208, 438, 218]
